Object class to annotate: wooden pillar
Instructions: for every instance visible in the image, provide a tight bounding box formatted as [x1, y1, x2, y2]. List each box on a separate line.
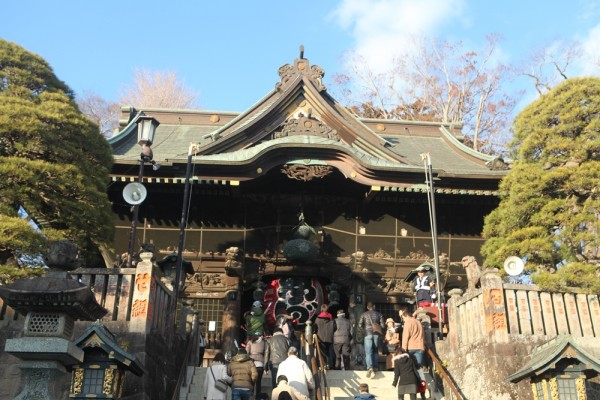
[222, 277, 241, 355]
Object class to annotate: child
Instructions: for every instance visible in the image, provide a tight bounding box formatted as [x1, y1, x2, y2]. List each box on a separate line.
[354, 383, 376, 400]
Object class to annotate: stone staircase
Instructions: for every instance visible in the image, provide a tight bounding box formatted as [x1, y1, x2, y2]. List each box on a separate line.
[179, 368, 444, 400]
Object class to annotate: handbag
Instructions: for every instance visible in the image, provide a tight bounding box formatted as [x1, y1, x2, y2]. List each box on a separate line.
[210, 366, 229, 393]
[368, 314, 383, 336]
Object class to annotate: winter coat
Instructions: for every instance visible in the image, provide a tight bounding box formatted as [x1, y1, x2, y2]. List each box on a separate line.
[333, 317, 352, 344]
[246, 306, 267, 336]
[354, 393, 376, 400]
[358, 310, 384, 336]
[227, 353, 258, 390]
[276, 355, 315, 397]
[276, 314, 295, 341]
[246, 338, 266, 368]
[271, 379, 310, 400]
[392, 353, 420, 387]
[401, 316, 425, 351]
[315, 312, 334, 343]
[264, 331, 290, 368]
[204, 362, 232, 400]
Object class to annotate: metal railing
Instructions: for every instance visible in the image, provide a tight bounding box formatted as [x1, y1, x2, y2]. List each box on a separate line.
[171, 327, 199, 400]
[427, 347, 464, 400]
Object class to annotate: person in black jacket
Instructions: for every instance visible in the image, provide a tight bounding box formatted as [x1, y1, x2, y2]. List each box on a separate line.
[391, 347, 420, 400]
[358, 302, 385, 378]
[264, 328, 290, 388]
[333, 309, 352, 370]
[314, 304, 335, 369]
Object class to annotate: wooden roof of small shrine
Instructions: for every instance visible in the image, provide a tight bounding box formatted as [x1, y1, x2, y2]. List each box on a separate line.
[109, 50, 509, 193]
[508, 335, 600, 383]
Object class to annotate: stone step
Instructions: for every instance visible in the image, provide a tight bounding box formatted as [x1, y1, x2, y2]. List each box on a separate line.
[181, 368, 443, 400]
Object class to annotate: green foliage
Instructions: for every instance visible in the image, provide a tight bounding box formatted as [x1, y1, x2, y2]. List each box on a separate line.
[0, 39, 114, 270]
[482, 78, 600, 292]
[531, 263, 600, 293]
[0, 265, 46, 285]
[0, 213, 49, 265]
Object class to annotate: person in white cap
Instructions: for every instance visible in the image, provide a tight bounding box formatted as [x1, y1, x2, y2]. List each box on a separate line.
[333, 309, 352, 370]
[413, 266, 435, 307]
[276, 346, 314, 397]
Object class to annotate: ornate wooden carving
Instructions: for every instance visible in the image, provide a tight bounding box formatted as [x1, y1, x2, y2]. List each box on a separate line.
[276, 111, 339, 140]
[201, 273, 225, 287]
[377, 277, 412, 294]
[103, 367, 114, 395]
[275, 53, 327, 92]
[225, 246, 242, 269]
[72, 368, 83, 395]
[281, 164, 334, 181]
[187, 272, 226, 288]
[486, 157, 510, 170]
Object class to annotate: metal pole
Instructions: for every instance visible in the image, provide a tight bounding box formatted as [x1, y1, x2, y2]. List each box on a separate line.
[174, 144, 196, 303]
[126, 159, 145, 267]
[421, 153, 444, 338]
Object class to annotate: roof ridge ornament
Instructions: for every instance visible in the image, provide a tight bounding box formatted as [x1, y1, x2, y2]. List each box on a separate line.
[276, 45, 327, 92]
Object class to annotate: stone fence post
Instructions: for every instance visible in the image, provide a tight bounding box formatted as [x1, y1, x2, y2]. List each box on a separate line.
[130, 252, 156, 333]
[480, 268, 509, 343]
[446, 288, 464, 349]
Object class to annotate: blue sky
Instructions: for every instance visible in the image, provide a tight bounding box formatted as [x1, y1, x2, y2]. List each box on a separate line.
[3, 0, 600, 112]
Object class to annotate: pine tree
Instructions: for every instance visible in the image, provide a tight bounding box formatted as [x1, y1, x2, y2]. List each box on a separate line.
[481, 77, 600, 292]
[0, 39, 114, 273]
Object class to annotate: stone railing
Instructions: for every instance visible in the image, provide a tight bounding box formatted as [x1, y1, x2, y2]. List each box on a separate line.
[446, 269, 600, 348]
[0, 253, 175, 336]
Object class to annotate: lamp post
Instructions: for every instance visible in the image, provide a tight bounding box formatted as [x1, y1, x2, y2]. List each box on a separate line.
[126, 115, 160, 268]
[421, 152, 444, 339]
[173, 143, 198, 302]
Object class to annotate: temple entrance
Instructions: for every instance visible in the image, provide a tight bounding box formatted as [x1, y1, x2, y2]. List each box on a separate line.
[239, 275, 349, 344]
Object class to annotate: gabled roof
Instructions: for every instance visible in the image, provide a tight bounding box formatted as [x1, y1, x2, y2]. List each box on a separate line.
[507, 335, 600, 383]
[108, 50, 509, 189]
[73, 321, 146, 376]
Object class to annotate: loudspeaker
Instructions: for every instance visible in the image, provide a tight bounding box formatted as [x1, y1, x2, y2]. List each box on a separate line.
[503, 256, 524, 276]
[123, 182, 147, 205]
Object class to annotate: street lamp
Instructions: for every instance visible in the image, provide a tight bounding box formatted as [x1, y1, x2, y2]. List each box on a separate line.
[421, 152, 444, 339]
[125, 114, 160, 268]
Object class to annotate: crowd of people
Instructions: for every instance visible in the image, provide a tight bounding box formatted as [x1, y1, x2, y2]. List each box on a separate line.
[201, 296, 432, 400]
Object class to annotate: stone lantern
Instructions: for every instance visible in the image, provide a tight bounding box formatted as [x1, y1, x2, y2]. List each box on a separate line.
[508, 335, 600, 400]
[0, 240, 107, 399]
[70, 322, 145, 399]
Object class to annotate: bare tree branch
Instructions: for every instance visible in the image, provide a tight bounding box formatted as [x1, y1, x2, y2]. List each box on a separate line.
[119, 68, 200, 109]
[76, 91, 121, 137]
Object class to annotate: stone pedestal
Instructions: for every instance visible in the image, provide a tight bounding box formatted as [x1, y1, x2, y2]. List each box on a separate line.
[13, 361, 68, 400]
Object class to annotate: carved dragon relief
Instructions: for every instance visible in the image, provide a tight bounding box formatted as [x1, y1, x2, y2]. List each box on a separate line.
[281, 164, 334, 181]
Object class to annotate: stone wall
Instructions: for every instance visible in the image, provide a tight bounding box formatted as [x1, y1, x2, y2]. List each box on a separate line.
[435, 268, 600, 399]
[437, 334, 600, 399]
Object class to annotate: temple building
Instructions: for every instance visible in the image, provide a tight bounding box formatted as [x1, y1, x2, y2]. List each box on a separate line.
[107, 50, 509, 353]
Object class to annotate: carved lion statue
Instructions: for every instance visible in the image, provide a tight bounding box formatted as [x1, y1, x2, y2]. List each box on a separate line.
[461, 256, 482, 291]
